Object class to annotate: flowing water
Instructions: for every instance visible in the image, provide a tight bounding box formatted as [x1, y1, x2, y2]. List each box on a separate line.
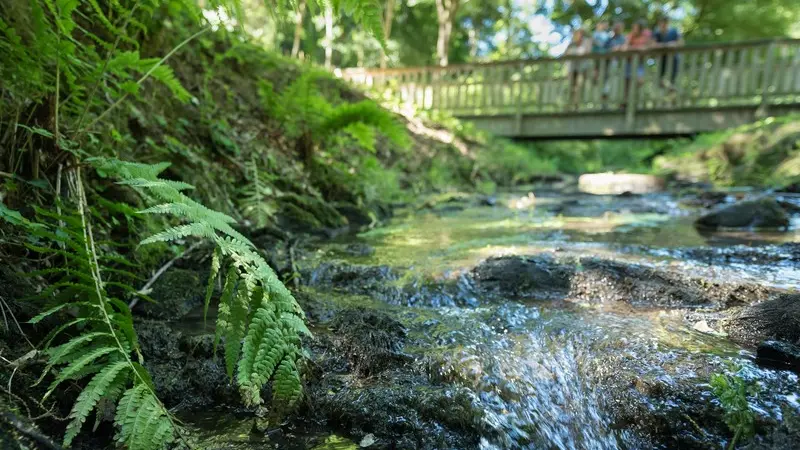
[190, 188, 800, 449]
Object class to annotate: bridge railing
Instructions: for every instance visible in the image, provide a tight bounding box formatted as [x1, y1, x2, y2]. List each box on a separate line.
[341, 39, 800, 118]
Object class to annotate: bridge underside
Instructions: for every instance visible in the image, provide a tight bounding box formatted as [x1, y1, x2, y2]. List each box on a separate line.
[458, 104, 800, 140]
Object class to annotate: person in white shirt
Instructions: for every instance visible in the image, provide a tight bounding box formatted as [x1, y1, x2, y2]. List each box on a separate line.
[565, 28, 592, 109]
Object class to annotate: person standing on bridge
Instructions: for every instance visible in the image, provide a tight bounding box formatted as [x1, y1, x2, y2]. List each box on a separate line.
[653, 15, 683, 89]
[565, 27, 592, 110]
[621, 19, 651, 109]
[592, 20, 612, 90]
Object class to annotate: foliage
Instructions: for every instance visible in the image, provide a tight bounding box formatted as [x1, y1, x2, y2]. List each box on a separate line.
[17, 186, 176, 450]
[710, 368, 759, 449]
[238, 156, 281, 228]
[653, 115, 800, 187]
[91, 158, 310, 409]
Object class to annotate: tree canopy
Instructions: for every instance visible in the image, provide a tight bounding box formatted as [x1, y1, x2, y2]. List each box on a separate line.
[277, 0, 800, 68]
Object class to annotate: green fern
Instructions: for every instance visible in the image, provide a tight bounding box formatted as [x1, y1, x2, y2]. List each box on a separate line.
[272, 71, 409, 154]
[92, 157, 310, 412]
[319, 100, 410, 149]
[237, 156, 280, 228]
[18, 192, 178, 450]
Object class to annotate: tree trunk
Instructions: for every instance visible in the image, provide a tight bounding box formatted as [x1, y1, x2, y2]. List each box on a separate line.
[379, 0, 396, 68]
[435, 0, 459, 66]
[324, 4, 334, 69]
[291, 0, 306, 58]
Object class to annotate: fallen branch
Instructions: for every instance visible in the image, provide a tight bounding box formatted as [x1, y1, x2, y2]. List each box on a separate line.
[129, 241, 203, 310]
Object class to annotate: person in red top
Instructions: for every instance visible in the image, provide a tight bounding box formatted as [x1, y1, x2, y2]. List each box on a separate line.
[621, 19, 652, 108]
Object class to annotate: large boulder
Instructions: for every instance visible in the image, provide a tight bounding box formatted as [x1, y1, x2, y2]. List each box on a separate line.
[695, 197, 790, 229]
[725, 294, 800, 346]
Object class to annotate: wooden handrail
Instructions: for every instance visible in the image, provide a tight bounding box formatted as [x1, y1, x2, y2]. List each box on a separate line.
[341, 37, 800, 75]
[340, 37, 800, 130]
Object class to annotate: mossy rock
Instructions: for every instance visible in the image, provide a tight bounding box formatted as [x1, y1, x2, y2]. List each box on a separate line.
[277, 193, 348, 233]
[139, 269, 206, 320]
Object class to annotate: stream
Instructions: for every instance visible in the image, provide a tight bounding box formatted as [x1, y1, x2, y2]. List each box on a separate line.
[178, 186, 800, 449]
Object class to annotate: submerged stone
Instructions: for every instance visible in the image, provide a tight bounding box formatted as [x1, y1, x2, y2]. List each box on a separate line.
[695, 197, 790, 229]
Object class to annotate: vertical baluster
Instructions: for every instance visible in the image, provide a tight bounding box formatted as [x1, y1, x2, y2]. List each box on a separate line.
[674, 48, 687, 107]
[760, 41, 777, 114]
[633, 52, 648, 109]
[724, 48, 736, 101]
[661, 50, 673, 108]
[784, 44, 800, 95]
[626, 53, 640, 128]
[772, 43, 785, 96]
[696, 50, 710, 105]
[711, 49, 723, 101]
[538, 62, 546, 112]
[736, 47, 749, 102]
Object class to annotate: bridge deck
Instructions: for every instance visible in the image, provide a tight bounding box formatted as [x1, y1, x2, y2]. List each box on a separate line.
[341, 39, 800, 138]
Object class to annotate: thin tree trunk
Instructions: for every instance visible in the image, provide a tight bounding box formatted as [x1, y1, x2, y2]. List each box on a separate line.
[291, 0, 306, 58]
[380, 0, 396, 68]
[435, 0, 459, 66]
[324, 4, 334, 69]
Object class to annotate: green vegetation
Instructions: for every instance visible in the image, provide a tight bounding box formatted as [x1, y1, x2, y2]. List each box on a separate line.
[654, 114, 800, 187]
[1, 0, 798, 448]
[710, 368, 759, 449]
[0, 1, 544, 448]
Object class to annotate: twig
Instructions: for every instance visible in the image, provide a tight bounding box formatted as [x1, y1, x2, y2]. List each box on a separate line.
[0, 296, 35, 349]
[0, 411, 63, 450]
[128, 241, 203, 310]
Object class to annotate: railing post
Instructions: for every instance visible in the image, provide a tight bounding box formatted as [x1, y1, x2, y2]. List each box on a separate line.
[515, 62, 523, 134]
[625, 53, 639, 129]
[758, 41, 777, 117]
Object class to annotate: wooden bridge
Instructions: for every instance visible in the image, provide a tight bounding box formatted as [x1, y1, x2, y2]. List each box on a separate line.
[341, 39, 800, 139]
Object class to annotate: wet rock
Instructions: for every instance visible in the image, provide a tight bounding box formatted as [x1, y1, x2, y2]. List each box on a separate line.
[137, 321, 238, 410]
[472, 255, 572, 300]
[679, 190, 730, 208]
[742, 408, 800, 450]
[303, 309, 482, 449]
[725, 294, 800, 346]
[334, 203, 375, 229]
[569, 258, 774, 308]
[305, 262, 475, 307]
[756, 340, 800, 373]
[695, 197, 790, 229]
[471, 255, 776, 308]
[328, 309, 412, 376]
[305, 261, 400, 302]
[307, 371, 481, 449]
[139, 269, 207, 320]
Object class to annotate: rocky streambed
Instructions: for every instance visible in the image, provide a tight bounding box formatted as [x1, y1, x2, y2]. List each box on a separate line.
[135, 185, 800, 449]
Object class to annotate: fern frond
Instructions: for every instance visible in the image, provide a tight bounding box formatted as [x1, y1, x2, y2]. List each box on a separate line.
[95, 158, 310, 418]
[47, 345, 120, 396]
[223, 281, 251, 379]
[204, 247, 221, 324]
[64, 361, 131, 446]
[271, 355, 302, 408]
[320, 100, 410, 149]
